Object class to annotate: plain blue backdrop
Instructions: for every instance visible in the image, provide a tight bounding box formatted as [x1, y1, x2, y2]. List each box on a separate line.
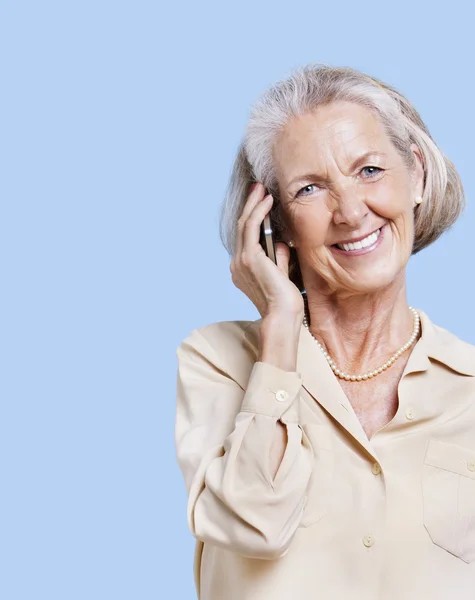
[1, 1, 474, 598]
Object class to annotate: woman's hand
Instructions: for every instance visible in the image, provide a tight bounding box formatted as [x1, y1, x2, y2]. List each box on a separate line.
[230, 182, 304, 320]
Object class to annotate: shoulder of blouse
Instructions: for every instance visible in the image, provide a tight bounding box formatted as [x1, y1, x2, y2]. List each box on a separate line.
[175, 318, 264, 389]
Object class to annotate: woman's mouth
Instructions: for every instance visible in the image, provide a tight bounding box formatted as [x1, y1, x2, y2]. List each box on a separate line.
[331, 225, 385, 257]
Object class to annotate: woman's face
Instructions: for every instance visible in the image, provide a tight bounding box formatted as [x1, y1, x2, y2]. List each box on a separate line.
[273, 100, 424, 297]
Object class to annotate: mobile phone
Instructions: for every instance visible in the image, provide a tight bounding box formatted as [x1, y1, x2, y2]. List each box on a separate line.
[258, 185, 278, 264]
[259, 211, 277, 264]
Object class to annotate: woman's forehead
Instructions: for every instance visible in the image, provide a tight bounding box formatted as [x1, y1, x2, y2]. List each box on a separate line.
[278, 102, 388, 152]
[273, 102, 394, 181]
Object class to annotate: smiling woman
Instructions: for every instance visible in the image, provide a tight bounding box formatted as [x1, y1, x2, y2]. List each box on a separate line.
[175, 64, 475, 600]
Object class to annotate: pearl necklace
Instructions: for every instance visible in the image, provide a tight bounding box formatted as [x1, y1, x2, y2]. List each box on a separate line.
[302, 306, 420, 381]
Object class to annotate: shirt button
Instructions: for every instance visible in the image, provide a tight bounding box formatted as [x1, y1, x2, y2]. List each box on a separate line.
[467, 459, 475, 472]
[275, 389, 289, 402]
[371, 462, 382, 475]
[405, 407, 415, 420]
[362, 535, 375, 547]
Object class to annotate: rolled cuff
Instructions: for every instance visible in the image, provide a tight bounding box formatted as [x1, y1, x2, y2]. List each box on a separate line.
[240, 361, 303, 422]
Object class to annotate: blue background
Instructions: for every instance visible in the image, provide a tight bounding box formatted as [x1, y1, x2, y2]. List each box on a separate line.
[1, 1, 473, 598]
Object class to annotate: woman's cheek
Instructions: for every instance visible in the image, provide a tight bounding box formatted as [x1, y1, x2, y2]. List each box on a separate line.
[372, 175, 408, 215]
[296, 211, 329, 244]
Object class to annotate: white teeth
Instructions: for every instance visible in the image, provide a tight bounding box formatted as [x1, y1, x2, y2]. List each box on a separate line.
[336, 228, 381, 252]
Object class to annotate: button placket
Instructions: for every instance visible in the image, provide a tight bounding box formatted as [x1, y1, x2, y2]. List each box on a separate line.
[363, 463, 382, 550]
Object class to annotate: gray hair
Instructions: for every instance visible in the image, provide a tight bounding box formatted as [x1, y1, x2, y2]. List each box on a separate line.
[218, 63, 464, 289]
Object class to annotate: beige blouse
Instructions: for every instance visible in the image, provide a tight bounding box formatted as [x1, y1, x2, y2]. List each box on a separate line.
[174, 309, 475, 600]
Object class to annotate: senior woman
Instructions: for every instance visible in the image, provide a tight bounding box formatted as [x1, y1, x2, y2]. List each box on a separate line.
[174, 64, 475, 600]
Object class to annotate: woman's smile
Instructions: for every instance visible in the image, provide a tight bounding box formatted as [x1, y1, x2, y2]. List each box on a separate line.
[330, 224, 386, 258]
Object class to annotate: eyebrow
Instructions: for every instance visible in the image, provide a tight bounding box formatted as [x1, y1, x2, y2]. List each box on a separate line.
[285, 151, 388, 190]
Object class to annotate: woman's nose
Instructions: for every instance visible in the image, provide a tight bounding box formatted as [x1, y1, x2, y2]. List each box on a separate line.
[332, 186, 370, 228]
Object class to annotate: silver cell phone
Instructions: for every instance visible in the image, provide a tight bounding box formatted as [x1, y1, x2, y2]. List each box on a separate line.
[259, 212, 277, 264]
[258, 186, 278, 264]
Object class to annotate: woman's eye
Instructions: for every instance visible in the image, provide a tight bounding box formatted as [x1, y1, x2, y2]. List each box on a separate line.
[296, 184, 319, 197]
[361, 166, 383, 178]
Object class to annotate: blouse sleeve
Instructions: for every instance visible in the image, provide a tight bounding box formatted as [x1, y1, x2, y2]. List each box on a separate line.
[174, 326, 314, 560]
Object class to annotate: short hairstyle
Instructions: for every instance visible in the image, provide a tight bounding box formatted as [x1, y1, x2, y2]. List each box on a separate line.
[219, 63, 464, 290]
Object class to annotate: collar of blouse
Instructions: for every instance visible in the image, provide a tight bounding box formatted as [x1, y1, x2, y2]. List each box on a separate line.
[416, 309, 475, 377]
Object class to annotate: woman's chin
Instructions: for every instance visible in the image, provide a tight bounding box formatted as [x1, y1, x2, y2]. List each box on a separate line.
[342, 263, 404, 294]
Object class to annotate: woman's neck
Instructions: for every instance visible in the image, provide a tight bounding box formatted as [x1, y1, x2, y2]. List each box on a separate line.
[304, 280, 414, 375]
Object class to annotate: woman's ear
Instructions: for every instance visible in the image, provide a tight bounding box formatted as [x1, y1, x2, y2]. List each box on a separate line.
[410, 142, 425, 198]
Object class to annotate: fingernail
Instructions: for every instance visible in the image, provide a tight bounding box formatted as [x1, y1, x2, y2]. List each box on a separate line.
[250, 182, 258, 191]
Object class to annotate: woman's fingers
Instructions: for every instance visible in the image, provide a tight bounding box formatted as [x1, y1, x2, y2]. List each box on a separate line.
[240, 182, 264, 221]
[274, 241, 291, 277]
[230, 182, 304, 319]
[234, 182, 266, 256]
